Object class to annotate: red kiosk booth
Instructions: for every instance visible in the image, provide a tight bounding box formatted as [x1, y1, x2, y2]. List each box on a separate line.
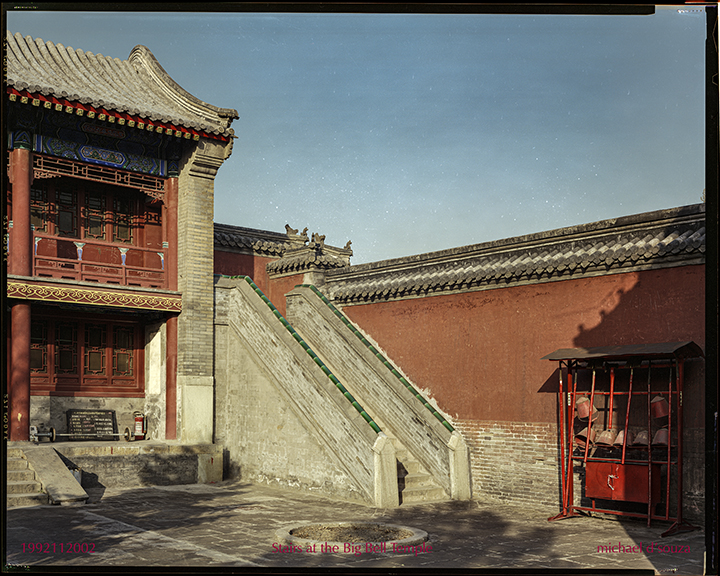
[543, 342, 704, 537]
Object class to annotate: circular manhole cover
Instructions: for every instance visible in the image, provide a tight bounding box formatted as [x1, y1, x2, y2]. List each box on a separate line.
[276, 521, 428, 551]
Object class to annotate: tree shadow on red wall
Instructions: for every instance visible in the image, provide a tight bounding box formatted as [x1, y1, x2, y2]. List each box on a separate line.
[570, 267, 705, 428]
[571, 268, 704, 352]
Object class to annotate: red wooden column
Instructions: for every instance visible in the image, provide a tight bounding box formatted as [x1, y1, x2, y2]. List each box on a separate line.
[164, 177, 179, 439]
[9, 148, 32, 441]
[165, 177, 178, 292]
[165, 315, 178, 439]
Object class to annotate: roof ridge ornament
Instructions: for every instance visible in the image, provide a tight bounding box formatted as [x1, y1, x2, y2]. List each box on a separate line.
[268, 227, 353, 277]
[310, 232, 326, 250]
[286, 224, 309, 245]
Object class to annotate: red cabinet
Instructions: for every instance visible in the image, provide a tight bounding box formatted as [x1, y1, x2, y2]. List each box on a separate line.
[586, 462, 661, 504]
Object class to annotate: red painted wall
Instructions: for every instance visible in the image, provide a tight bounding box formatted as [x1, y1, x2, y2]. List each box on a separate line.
[213, 249, 304, 317]
[267, 273, 305, 318]
[341, 265, 705, 425]
[214, 250, 277, 295]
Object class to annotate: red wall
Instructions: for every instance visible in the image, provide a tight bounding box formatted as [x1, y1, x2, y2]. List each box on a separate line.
[214, 251, 276, 294]
[213, 249, 304, 317]
[267, 273, 305, 318]
[341, 265, 705, 425]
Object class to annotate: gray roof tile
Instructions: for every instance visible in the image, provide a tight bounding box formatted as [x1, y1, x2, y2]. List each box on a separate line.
[7, 32, 238, 137]
[214, 223, 288, 256]
[325, 204, 706, 304]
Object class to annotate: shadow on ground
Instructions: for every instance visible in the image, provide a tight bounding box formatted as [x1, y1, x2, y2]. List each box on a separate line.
[4, 481, 705, 571]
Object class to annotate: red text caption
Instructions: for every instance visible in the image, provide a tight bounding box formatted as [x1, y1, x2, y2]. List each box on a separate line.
[21, 543, 95, 554]
[272, 541, 432, 556]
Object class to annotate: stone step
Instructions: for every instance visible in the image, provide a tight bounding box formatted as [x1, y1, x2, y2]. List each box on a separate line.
[397, 459, 421, 475]
[399, 484, 448, 504]
[7, 447, 25, 458]
[6, 492, 49, 509]
[7, 457, 30, 471]
[7, 480, 42, 495]
[388, 436, 448, 504]
[7, 448, 46, 508]
[395, 450, 410, 463]
[7, 469, 36, 482]
[400, 472, 435, 489]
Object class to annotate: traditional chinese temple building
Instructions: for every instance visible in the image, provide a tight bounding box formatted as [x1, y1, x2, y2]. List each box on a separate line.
[5, 31, 237, 444]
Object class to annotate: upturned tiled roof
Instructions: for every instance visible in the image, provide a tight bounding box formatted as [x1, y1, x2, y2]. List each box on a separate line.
[215, 222, 353, 272]
[214, 223, 289, 257]
[266, 250, 352, 275]
[265, 229, 353, 275]
[6, 31, 238, 137]
[325, 204, 706, 304]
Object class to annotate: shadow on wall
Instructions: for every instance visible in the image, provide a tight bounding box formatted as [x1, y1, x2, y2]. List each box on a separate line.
[52, 447, 203, 491]
[571, 268, 704, 352]
[569, 265, 705, 429]
[563, 262, 706, 526]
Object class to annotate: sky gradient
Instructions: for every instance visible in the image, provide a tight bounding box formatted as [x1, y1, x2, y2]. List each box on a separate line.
[7, 6, 707, 264]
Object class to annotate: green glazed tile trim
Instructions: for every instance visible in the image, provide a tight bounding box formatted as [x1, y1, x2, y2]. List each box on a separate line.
[299, 284, 455, 433]
[225, 275, 382, 434]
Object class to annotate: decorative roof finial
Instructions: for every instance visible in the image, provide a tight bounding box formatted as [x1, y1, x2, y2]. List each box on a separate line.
[285, 224, 309, 244]
[310, 232, 326, 249]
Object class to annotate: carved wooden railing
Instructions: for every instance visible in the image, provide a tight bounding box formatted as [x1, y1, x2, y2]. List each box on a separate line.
[32, 234, 166, 289]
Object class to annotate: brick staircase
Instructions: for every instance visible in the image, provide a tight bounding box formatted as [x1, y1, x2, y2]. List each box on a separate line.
[392, 437, 447, 504]
[6, 447, 49, 508]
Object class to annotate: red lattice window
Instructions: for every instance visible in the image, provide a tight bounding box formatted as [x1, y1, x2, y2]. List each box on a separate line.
[30, 312, 144, 397]
[84, 192, 106, 240]
[84, 324, 106, 375]
[113, 195, 133, 243]
[55, 185, 78, 238]
[30, 185, 49, 233]
[30, 322, 47, 374]
[55, 323, 78, 374]
[113, 327, 134, 376]
[19, 178, 148, 246]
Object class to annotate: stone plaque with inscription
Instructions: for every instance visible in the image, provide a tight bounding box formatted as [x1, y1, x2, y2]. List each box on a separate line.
[66, 409, 118, 440]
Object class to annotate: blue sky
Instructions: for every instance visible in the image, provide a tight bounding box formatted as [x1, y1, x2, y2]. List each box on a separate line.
[7, 6, 707, 264]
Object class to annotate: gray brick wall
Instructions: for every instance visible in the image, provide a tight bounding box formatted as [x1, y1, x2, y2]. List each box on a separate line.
[213, 277, 380, 504]
[214, 323, 368, 503]
[52, 444, 222, 488]
[177, 147, 218, 378]
[455, 419, 704, 524]
[175, 140, 231, 442]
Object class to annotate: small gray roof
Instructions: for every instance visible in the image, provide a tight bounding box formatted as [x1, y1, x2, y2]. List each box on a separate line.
[6, 31, 238, 137]
[214, 222, 353, 271]
[266, 250, 351, 275]
[214, 223, 289, 256]
[541, 341, 704, 361]
[325, 204, 706, 304]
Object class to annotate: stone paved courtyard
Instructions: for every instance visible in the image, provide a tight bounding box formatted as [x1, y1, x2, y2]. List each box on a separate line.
[4, 479, 706, 573]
